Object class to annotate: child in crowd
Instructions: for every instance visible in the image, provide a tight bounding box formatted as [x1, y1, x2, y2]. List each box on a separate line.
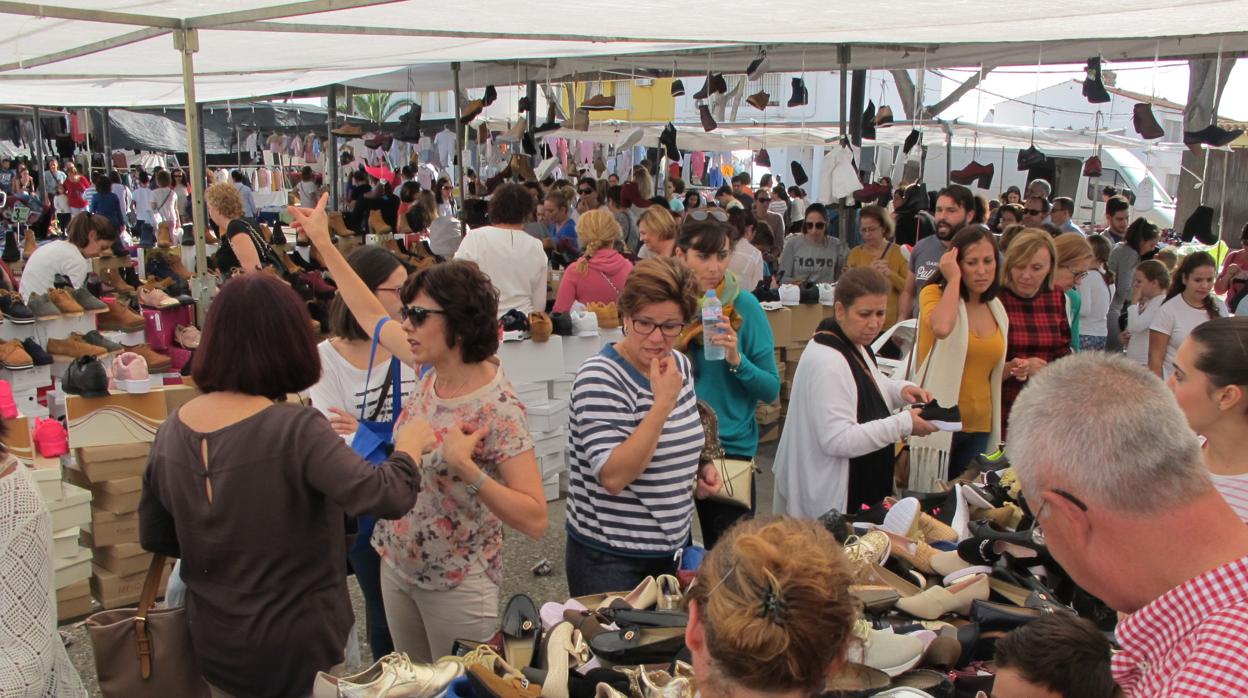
[53, 183, 71, 232]
[988, 615, 1120, 698]
[1122, 259, 1170, 366]
[1078, 234, 1114, 350]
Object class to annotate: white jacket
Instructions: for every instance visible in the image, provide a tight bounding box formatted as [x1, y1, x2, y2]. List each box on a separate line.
[773, 340, 915, 517]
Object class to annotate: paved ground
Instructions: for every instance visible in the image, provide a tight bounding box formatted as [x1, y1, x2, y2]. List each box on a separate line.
[63, 445, 779, 695]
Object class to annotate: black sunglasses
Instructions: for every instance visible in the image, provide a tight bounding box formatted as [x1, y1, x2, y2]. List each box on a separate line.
[578, 188, 594, 195]
[687, 209, 729, 222]
[1024, 208, 1044, 216]
[399, 305, 446, 325]
[805, 220, 827, 230]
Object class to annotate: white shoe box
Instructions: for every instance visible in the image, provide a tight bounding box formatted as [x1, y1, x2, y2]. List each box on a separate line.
[512, 381, 551, 411]
[30, 464, 63, 502]
[48, 482, 92, 531]
[550, 377, 573, 402]
[54, 547, 93, 589]
[0, 365, 51, 394]
[531, 428, 566, 460]
[561, 335, 600, 375]
[499, 335, 565, 384]
[527, 399, 568, 434]
[542, 472, 561, 502]
[539, 449, 567, 480]
[53, 526, 80, 559]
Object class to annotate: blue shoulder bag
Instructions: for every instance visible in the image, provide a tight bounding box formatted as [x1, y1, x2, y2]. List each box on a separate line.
[350, 317, 404, 552]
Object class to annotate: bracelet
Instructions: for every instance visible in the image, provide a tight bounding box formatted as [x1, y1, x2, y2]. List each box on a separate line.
[466, 471, 488, 496]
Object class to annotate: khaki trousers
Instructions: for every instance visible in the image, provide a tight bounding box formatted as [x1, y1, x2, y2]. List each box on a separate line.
[379, 560, 500, 663]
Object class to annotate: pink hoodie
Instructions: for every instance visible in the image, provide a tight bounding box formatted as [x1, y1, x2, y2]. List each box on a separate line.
[553, 248, 633, 312]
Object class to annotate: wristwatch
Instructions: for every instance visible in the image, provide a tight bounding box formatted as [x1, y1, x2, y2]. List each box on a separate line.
[466, 471, 488, 496]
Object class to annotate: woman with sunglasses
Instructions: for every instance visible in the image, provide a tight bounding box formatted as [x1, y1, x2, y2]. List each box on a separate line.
[435, 178, 455, 219]
[675, 214, 780, 549]
[778, 203, 847, 285]
[290, 194, 548, 662]
[171, 168, 192, 222]
[565, 256, 715, 594]
[997, 230, 1071, 437]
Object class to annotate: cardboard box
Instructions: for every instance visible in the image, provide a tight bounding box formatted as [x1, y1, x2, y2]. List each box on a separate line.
[92, 560, 172, 609]
[56, 578, 93, 621]
[756, 402, 782, 425]
[69, 443, 150, 483]
[758, 419, 784, 444]
[57, 593, 94, 621]
[0, 416, 34, 466]
[88, 480, 142, 515]
[94, 542, 154, 577]
[162, 383, 199, 414]
[527, 399, 568, 433]
[65, 392, 168, 448]
[780, 380, 793, 401]
[54, 548, 93, 589]
[764, 307, 792, 348]
[53, 526, 80, 559]
[82, 509, 140, 548]
[498, 335, 566, 384]
[47, 482, 92, 531]
[788, 305, 824, 348]
[56, 578, 90, 604]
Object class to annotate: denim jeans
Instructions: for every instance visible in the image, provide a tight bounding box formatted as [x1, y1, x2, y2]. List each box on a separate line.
[565, 534, 678, 597]
[347, 543, 394, 660]
[949, 431, 991, 481]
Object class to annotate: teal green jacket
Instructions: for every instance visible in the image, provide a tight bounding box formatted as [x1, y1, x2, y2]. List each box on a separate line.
[1065, 288, 1082, 352]
[691, 291, 781, 457]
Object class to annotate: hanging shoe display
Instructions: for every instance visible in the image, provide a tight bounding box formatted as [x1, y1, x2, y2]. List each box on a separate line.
[482, 85, 498, 107]
[670, 80, 685, 98]
[699, 105, 718, 132]
[1182, 205, 1217, 244]
[949, 161, 995, 189]
[1082, 57, 1111, 104]
[787, 78, 809, 107]
[903, 129, 921, 155]
[747, 90, 770, 111]
[459, 99, 484, 124]
[1017, 145, 1047, 171]
[791, 161, 809, 186]
[1132, 103, 1165, 140]
[755, 149, 771, 167]
[394, 105, 423, 143]
[862, 100, 877, 140]
[747, 50, 770, 82]
[659, 123, 681, 162]
[876, 106, 894, 127]
[1082, 156, 1103, 178]
[580, 94, 616, 111]
[1184, 123, 1244, 148]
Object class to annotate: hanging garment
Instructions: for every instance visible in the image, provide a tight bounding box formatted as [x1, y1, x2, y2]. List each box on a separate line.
[434, 128, 456, 170]
[692, 151, 706, 180]
[70, 112, 83, 143]
[268, 133, 283, 154]
[819, 143, 862, 203]
[257, 167, 271, 190]
[243, 131, 259, 154]
[288, 135, 303, 160]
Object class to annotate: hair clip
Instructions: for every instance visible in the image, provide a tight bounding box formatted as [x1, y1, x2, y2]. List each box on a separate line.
[759, 586, 789, 625]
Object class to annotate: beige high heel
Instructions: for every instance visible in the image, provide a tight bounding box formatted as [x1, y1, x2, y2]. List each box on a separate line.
[656, 575, 683, 611]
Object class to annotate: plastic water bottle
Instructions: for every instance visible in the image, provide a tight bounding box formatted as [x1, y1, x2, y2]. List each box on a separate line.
[702, 290, 725, 361]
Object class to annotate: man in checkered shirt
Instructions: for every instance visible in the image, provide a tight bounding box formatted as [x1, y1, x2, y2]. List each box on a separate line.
[1007, 352, 1248, 697]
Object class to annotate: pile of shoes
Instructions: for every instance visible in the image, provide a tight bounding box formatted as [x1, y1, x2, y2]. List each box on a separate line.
[814, 449, 1104, 694]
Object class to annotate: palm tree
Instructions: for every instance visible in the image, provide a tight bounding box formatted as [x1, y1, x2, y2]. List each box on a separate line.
[344, 93, 416, 126]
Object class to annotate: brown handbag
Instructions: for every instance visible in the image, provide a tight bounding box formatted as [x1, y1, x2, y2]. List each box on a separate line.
[86, 555, 211, 697]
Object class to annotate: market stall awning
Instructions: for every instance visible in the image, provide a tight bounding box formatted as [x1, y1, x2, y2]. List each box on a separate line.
[1, 0, 1248, 106]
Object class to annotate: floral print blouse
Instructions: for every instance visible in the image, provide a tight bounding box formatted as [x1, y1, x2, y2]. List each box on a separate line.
[372, 365, 534, 591]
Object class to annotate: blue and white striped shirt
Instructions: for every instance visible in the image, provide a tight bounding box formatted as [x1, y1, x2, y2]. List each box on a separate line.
[566, 344, 703, 556]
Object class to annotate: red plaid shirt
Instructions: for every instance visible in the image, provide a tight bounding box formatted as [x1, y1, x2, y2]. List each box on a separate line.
[1112, 556, 1248, 697]
[999, 287, 1071, 434]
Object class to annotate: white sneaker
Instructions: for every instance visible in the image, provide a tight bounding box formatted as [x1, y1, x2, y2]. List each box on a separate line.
[313, 654, 463, 698]
[817, 283, 836, 306]
[778, 284, 800, 306]
[880, 496, 920, 539]
[571, 308, 599, 336]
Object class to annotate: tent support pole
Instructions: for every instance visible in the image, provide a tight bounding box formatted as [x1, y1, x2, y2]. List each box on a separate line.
[452, 62, 464, 213]
[101, 108, 110, 173]
[847, 69, 865, 247]
[837, 45, 850, 248]
[32, 107, 46, 204]
[175, 29, 207, 285]
[328, 84, 339, 210]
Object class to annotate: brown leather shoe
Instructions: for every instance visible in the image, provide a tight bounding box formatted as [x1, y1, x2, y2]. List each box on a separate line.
[368, 210, 392, 235]
[97, 298, 147, 332]
[100, 266, 134, 294]
[747, 90, 771, 111]
[47, 288, 85, 316]
[22, 231, 36, 260]
[123, 344, 172, 373]
[156, 222, 173, 247]
[529, 312, 552, 343]
[47, 336, 107, 359]
[0, 340, 33, 369]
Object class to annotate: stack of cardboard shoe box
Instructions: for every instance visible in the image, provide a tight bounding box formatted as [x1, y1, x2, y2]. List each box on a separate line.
[0, 416, 95, 620]
[63, 391, 178, 609]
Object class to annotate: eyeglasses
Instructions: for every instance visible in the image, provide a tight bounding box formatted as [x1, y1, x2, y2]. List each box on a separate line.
[628, 317, 686, 338]
[1024, 208, 1044, 216]
[1063, 267, 1089, 282]
[441, 185, 453, 190]
[399, 305, 446, 325]
[805, 221, 827, 230]
[375, 286, 403, 294]
[687, 209, 729, 222]
[1029, 488, 1088, 546]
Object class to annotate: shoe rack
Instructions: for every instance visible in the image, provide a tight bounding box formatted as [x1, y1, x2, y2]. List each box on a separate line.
[0, 314, 99, 417]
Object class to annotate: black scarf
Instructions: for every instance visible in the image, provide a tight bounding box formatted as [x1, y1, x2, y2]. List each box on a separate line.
[812, 317, 895, 510]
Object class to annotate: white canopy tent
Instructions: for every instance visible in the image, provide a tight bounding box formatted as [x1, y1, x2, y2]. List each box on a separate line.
[2, 0, 1248, 107]
[3, 0, 1247, 275]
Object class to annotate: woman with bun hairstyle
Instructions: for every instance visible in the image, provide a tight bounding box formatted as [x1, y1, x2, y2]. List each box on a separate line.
[552, 209, 633, 312]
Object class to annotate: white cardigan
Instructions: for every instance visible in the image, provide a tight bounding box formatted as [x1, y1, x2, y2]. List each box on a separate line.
[773, 340, 915, 518]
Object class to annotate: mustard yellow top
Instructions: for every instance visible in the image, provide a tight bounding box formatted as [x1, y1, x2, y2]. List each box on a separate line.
[846, 242, 909, 329]
[916, 284, 1006, 433]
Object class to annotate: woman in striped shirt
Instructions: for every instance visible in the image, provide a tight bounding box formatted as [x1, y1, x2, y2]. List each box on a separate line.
[1168, 317, 1248, 522]
[565, 257, 719, 595]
